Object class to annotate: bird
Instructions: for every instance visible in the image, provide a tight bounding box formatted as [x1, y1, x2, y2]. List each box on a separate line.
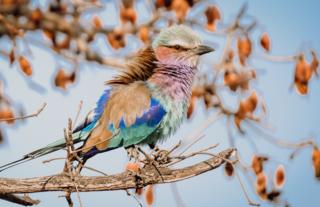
[0, 25, 214, 172]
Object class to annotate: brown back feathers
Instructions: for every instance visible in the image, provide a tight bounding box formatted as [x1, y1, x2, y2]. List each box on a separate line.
[107, 47, 157, 85]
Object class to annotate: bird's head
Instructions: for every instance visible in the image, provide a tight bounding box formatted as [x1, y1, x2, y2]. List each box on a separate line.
[152, 25, 214, 68]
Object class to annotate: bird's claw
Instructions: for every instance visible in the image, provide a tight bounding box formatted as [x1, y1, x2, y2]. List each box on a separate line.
[154, 149, 172, 165]
[126, 145, 141, 161]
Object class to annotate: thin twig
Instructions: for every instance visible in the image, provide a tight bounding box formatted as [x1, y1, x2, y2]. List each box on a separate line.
[234, 170, 260, 206]
[170, 183, 186, 207]
[83, 166, 108, 176]
[166, 144, 219, 167]
[181, 112, 223, 149]
[42, 157, 65, 164]
[72, 100, 83, 130]
[178, 134, 205, 156]
[255, 53, 297, 63]
[247, 120, 317, 149]
[0, 102, 47, 122]
[63, 118, 83, 207]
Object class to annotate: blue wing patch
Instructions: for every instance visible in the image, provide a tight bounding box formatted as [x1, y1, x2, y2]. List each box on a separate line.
[117, 98, 166, 129]
[73, 89, 111, 134]
[93, 89, 111, 121]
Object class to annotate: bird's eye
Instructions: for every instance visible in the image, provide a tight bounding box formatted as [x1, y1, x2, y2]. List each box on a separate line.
[173, 45, 181, 50]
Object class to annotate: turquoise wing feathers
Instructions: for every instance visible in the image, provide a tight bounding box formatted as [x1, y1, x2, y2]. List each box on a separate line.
[107, 97, 166, 148]
[81, 83, 167, 157]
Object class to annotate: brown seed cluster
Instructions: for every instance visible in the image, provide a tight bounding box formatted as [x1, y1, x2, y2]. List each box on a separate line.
[224, 70, 256, 92]
[294, 53, 319, 95]
[120, 0, 137, 24]
[234, 91, 258, 130]
[251, 155, 285, 202]
[54, 69, 76, 90]
[205, 5, 221, 32]
[107, 29, 126, 50]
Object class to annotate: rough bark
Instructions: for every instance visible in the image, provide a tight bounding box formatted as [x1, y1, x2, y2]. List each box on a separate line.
[0, 148, 234, 195]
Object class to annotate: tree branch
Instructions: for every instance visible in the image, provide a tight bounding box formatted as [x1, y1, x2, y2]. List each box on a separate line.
[0, 148, 234, 195]
[0, 193, 40, 206]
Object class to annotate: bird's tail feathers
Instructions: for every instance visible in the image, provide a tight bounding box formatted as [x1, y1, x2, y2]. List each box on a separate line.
[0, 131, 88, 172]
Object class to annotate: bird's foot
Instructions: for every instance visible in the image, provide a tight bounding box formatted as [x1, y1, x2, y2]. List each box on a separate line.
[153, 149, 172, 165]
[126, 145, 141, 161]
[151, 141, 182, 165]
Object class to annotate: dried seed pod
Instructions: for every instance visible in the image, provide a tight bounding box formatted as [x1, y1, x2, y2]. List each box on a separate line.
[205, 5, 220, 31]
[107, 29, 126, 49]
[125, 162, 141, 173]
[139, 26, 149, 44]
[267, 190, 281, 202]
[145, 185, 154, 206]
[260, 33, 271, 52]
[312, 148, 320, 179]
[294, 55, 312, 95]
[135, 187, 143, 196]
[274, 165, 285, 188]
[120, 5, 137, 24]
[92, 16, 103, 29]
[256, 172, 267, 188]
[18, 56, 32, 76]
[234, 91, 258, 129]
[30, 8, 43, 25]
[237, 37, 252, 65]
[242, 91, 258, 114]
[171, 0, 190, 22]
[205, 5, 221, 23]
[0, 108, 15, 124]
[54, 69, 76, 90]
[251, 155, 268, 175]
[256, 172, 268, 200]
[224, 162, 234, 177]
[224, 71, 239, 91]
[311, 50, 319, 76]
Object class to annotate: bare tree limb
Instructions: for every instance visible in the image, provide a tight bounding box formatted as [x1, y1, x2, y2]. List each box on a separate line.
[0, 193, 40, 206]
[0, 148, 234, 195]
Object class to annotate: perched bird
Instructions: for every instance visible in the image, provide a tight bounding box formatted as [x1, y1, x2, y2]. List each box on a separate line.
[0, 25, 214, 172]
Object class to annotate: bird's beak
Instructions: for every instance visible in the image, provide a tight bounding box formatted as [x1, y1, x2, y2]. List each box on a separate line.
[194, 45, 215, 55]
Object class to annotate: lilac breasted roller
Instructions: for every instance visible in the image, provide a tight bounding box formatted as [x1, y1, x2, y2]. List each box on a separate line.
[0, 25, 214, 172]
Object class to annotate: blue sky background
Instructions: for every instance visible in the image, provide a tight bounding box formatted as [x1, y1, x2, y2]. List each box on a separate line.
[0, 0, 320, 206]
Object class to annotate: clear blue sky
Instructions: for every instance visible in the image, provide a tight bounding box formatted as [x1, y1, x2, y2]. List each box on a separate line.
[0, 0, 319, 206]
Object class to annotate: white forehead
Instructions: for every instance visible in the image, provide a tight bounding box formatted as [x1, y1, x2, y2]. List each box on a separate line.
[152, 25, 202, 49]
